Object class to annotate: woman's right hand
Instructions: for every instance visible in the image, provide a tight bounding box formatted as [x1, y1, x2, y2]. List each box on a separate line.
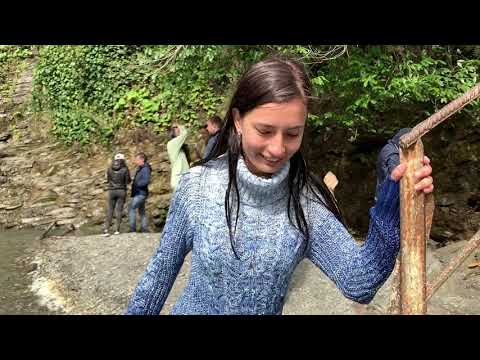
[390, 155, 434, 194]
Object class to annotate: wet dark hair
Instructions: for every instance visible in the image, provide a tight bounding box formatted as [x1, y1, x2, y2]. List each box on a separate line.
[196, 56, 345, 259]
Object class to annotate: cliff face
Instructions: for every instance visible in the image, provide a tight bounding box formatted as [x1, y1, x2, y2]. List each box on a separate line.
[303, 119, 480, 244]
[0, 128, 174, 232]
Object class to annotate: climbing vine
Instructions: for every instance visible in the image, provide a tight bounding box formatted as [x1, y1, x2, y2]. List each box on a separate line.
[30, 45, 480, 146]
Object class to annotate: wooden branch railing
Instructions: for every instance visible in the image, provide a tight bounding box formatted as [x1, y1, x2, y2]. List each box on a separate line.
[400, 83, 480, 149]
[391, 82, 480, 315]
[426, 229, 480, 302]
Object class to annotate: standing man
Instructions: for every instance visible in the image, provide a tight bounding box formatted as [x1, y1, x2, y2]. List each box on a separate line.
[203, 115, 223, 159]
[129, 152, 151, 233]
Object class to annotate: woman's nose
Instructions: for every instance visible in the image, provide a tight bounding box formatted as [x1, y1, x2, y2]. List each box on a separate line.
[267, 135, 287, 158]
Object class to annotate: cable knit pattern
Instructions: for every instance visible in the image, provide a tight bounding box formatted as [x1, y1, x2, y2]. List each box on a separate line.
[126, 155, 400, 315]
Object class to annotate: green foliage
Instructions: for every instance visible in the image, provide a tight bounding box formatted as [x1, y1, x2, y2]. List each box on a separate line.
[310, 46, 480, 135]
[32, 45, 142, 144]
[130, 45, 271, 128]
[32, 45, 278, 144]
[50, 108, 104, 145]
[0, 45, 32, 63]
[30, 45, 480, 146]
[114, 88, 162, 126]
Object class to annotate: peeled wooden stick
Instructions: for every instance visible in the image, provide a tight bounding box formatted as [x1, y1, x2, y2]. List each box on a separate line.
[399, 140, 427, 314]
[323, 171, 339, 193]
[426, 229, 480, 302]
[387, 259, 402, 314]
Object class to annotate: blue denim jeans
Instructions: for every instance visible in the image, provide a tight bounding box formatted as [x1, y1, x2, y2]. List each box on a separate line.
[129, 195, 148, 232]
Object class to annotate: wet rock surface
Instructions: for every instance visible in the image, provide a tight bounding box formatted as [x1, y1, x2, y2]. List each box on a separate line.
[0, 135, 175, 232]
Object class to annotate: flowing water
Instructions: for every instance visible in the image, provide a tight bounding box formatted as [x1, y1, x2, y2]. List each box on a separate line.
[0, 225, 107, 315]
[0, 229, 55, 314]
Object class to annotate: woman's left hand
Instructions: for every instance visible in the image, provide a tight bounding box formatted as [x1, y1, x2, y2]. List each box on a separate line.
[390, 155, 434, 194]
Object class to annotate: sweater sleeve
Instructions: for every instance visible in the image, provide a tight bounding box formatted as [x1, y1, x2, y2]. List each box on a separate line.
[306, 178, 400, 304]
[125, 170, 198, 315]
[167, 126, 189, 164]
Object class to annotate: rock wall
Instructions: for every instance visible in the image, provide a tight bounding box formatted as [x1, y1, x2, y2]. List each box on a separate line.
[304, 119, 480, 243]
[0, 129, 175, 232]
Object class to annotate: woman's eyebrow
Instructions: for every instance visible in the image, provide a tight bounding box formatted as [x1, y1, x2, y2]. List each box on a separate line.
[255, 123, 274, 128]
[256, 124, 304, 130]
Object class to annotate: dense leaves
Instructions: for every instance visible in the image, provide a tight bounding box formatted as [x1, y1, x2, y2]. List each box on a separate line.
[311, 46, 480, 135]
[28, 45, 480, 145]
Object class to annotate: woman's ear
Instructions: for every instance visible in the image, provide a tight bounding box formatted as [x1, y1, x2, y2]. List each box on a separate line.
[233, 108, 242, 134]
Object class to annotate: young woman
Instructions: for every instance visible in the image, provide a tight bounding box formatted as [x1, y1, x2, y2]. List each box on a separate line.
[103, 153, 131, 236]
[126, 57, 434, 315]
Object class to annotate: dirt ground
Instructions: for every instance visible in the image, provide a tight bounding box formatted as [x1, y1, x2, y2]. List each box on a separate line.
[23, 233, 480, 315]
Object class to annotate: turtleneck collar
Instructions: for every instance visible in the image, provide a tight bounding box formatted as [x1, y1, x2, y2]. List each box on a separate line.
[236, 156, 290, 206]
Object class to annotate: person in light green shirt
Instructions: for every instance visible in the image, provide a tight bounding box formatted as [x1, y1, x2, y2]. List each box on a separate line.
[167, 123, 190, 191]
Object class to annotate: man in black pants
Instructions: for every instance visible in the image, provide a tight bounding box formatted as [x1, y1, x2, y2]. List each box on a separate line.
[103, 153, 131, 236]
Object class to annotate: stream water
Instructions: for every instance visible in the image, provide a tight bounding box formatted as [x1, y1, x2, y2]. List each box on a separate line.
[0, 225, 103, 315]
[0, 229, 55, 314]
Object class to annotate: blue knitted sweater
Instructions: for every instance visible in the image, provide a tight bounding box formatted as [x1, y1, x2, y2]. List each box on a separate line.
[126, 155, 400, 315]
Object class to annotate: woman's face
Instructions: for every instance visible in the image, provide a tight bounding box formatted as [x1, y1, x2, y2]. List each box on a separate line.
[234, 98, 307, 177]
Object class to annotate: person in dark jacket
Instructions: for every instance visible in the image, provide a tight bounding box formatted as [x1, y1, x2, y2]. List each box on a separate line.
[203, 115, 223, 159]
[129, 152, 152, 233]
[103, 153, 131, 236]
